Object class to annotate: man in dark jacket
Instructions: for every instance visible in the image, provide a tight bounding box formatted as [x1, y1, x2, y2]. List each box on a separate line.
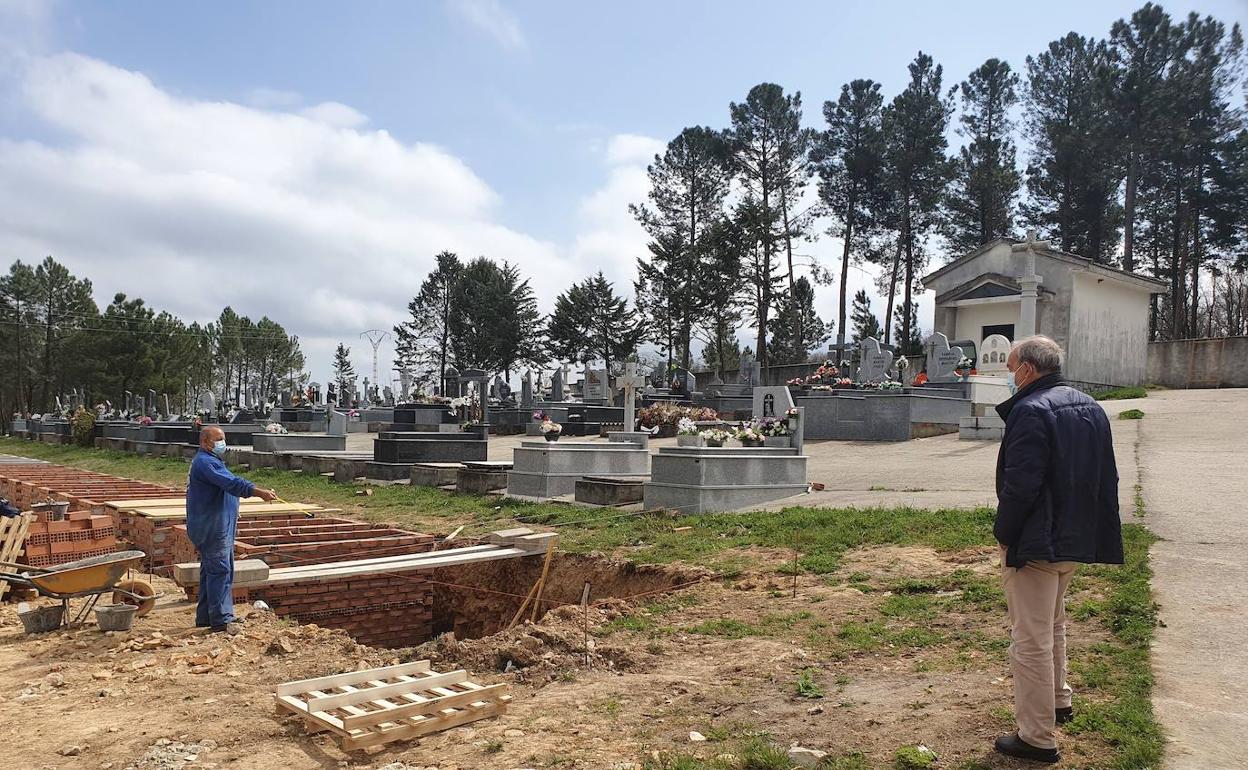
[992, 335, 1123, 764]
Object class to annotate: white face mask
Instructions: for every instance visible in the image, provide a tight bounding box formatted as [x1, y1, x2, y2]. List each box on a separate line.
[1007, 371, 1018, 396]
[212, 439, 228, 456]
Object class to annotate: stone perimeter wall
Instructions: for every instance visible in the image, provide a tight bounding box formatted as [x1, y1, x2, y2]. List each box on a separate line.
[1146, 336, 1248, 389]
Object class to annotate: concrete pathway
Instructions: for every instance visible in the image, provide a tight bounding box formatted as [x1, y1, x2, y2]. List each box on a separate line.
[1133, 388, 1248, 769]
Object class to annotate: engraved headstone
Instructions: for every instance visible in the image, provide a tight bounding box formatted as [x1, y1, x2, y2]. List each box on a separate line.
[856, 337, 894, 382]
[398, 370, 412, 401]
[583, 368, 609, 405]
[923, 332, 966, 382]
[521, 370, 534, 409]
[163, 394, 172, 420]
[551, 367, 565, 402]
[327, 409, 347, 437]
[979, 334, 1011, 374]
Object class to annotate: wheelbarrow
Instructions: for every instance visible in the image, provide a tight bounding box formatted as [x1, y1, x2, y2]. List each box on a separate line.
[0, 550, 159, 628]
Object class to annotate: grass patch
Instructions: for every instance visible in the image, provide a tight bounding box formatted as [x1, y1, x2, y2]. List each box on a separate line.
[1118, 408, 1145, 420]
[795, 668, 824, 699]
[1093, 386, 1147, 401]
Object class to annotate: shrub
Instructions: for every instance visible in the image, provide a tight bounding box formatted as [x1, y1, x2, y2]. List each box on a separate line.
[1093, 386, 1147, 401]
[70, 407, 95, 447]
[1119, 408, 1145, 420]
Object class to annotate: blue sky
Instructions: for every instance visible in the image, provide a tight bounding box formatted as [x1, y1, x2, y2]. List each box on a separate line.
[1, 0, 1244, 386]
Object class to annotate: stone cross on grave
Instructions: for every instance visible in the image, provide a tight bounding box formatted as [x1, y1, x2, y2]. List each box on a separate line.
[1010, 230, 1047, 338]
[617, 362, 647, 431]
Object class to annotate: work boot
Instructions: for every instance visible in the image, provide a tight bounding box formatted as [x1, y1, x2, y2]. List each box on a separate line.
[210, 622, 241, 636]
[1056, 706, 1073, 725]
[994, 733, 1060, 764]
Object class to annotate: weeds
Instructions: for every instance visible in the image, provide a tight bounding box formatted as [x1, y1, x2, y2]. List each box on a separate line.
[1119, 408, 1145, 420]
[1093, 386, 1147, 400]
[795, 668, 824, 699]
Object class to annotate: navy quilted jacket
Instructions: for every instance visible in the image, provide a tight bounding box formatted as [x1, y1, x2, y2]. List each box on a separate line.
[994, 373, 1124, 568]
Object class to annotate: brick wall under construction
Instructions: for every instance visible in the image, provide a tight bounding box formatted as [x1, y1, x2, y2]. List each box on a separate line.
[169, 517, 435, 568]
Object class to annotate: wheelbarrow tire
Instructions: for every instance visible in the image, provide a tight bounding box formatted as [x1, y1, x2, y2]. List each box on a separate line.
[112, 579, 156, 617]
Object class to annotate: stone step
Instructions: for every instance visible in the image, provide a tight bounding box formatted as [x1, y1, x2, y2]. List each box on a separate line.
[650, 453, 807, 487]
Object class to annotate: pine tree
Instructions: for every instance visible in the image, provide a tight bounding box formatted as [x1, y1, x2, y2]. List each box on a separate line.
[731, 83, 801, 366]
[892, 301, 922, 356]
[631, 126, 732, 368]
[849, 289, 883, 344]
[1022, 33, 1122, 262]
[734, 194, 784, 363]
[883, 53, 952, 356]
[944, 58, 1021, 254]
[1109, 4, 1184, 272]
[393, 251, 462, 387]
[772, 276, 831, 363]
[813, 79, 888, 352]
[30, 256, 97, 411]
[691, 218, 746, 379]
[332, 343, 355, 404]
[546, 272, 643, 368]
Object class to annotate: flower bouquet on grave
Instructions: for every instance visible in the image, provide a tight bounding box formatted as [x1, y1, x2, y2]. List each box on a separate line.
[756, 416, 789, 437]
[698, 427, 732, 447]
[785, 407, 800, 432]
[676, 417, 699, 436]
[955, 356, 975, 380]
[138, 415, 153, 426]
[264, 422, 288, 434]
[833, 377, 854, 389]
[878, 381, 903, 391]
[540, 418, 562, 442]
[736, 424, 765, 447]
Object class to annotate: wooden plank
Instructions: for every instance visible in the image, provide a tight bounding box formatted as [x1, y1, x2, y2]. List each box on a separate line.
[0, 513, 32, 601]
[341, 683, 507, 730]
[309, 670, 468, 712]
[134, 502, 325, 519]
[105, 497, 264, 509]
[263, 546, 527, 583]
[340, 700, 508, 750]
[270, 544, 501, 576]
[275, 660, 431, 696]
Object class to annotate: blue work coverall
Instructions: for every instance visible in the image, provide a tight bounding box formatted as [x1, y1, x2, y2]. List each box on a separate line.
[186, 449, 255, 627]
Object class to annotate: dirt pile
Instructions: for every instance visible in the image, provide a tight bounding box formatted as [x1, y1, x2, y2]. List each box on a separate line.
[411, 598, 640, 682]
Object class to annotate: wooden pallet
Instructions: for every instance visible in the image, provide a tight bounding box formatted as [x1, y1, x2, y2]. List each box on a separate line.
[275, 660, 509, 750]
[0, 512, 33, 600]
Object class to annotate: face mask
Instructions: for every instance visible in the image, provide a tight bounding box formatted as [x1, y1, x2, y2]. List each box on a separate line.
[1006, 371, 1017, 396]
[212, 439, 227, 456]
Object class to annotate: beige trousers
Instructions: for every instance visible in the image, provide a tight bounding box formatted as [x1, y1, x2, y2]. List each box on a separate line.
[1001, 549, 1076, 749]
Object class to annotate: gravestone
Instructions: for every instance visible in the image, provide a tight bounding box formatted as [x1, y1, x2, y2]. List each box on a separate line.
[856, 337, 894, 382]
[751, 385, 804, 455]
[163, 394, 172, 420]
[672, 367, 696, 395]
[617, 362, 647, 431]
[327, 409, 347, 437]
[326, 382, 338, 406]
[198, 391, 216, 416]
[521, 371, 534, 409]
[738, 354, 757, 386]
[442, 366, 460, 399]
[551, 367, 565, 402]
[489, 376, 501, 402]
[583, 368, 609, 405]
[979, 334, 1011, 374]
[458, 368, 490, 427]
[398, 370, 412, 402]
[923, 332, 966, 382]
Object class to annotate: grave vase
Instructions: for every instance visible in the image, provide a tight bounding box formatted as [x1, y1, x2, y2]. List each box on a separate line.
[740, 438, 763, 448]
[543, 430, 561, 443]
[704, 438, 724, 448]
[677, 434, 703, 447]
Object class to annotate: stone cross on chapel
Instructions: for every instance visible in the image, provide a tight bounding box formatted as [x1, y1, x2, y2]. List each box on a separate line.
[617, 362, 647, 431]
[1010, 230, 1047, 339]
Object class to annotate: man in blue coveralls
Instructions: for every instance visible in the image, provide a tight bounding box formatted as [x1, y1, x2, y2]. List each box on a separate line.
[187, 425, 277, 634]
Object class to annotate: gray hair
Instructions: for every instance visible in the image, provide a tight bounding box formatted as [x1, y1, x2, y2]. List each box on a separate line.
[1012, 335, 1063, 374]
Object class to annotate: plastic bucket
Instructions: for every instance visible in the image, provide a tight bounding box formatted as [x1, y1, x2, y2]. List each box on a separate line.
[18, 605, 64, 634]
[94, 603, 138, 632]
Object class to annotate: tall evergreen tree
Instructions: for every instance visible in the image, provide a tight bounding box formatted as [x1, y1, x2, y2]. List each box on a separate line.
[892, 301, 922, 356]
[734, 194, 784, 364]
[30, 256, 97, 411]
[772, 276, 832, 363]
[393, 251, 462, 388]
[814, 79, 888, 352]
[1110, 4, 1184, 271]
[332, 343, 355, 403]
[691, 218, 746, 379]
[849, 289, 883, 344]
[1022, 33, 1123, 262]
[883, 53, 953, 355]
[450, 258, 542, 374]
[730, 83, 799, 366]
[546, 272, 643, 368]
[945, 58, 1022, 254]
[631, 126, 732, 368]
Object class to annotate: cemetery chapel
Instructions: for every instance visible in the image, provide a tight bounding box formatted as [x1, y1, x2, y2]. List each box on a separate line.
[921, 234, 1166, 389]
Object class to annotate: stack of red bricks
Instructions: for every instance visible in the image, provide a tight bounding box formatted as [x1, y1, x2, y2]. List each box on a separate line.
[22, 509, 118, 568]
[0, 465, 177, 510]
[237, 572, 434, 648]
[169, 517, 435, 568]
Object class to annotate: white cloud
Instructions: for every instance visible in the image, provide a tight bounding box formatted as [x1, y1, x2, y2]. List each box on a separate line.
[245, 87, 302, 109]
[299, 101, 369, 129]
[0, 52, 579, 386]
[447, 0, 526, 52]
[604, 133, 664, 167]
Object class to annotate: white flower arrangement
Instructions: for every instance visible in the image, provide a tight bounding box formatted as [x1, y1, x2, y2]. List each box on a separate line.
[676, 417, 700, 436]
[540, 419, 562, 434]
[878, 381, 904, 391]
[957, 356, 975, 370]
[698, 428, 732, 445]
[735, 425, 764, 443]
[264, 422, 288, 434]
[897, 355, 909, 371]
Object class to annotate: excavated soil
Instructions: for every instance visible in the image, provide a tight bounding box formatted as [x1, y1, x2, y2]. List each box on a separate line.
[0, 545, 1116, 770]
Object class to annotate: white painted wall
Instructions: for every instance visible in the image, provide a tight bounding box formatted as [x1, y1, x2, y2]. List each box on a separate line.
[1066, 273, 1152, 386]
[954, 300, 1020, 348]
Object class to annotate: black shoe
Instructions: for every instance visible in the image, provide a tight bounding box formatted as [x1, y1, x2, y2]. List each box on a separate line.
[1056, 706, 1073, 725]
[994, 733, 1060, 764]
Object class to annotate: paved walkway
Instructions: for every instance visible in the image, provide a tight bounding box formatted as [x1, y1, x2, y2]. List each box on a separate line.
[1133, 389, 1248, 769]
